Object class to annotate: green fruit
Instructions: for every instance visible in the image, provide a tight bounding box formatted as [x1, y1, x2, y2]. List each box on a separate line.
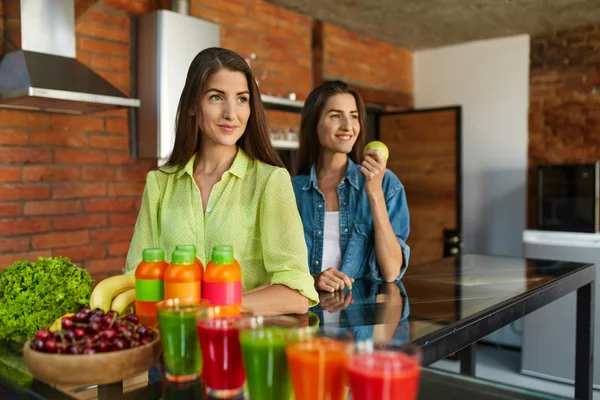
[363, 141, 389, 161]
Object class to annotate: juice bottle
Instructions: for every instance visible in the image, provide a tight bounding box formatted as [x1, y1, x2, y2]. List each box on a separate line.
[175, 244, 204, 271]
[175, 244, 204, 296]
[203, 245, 242, 317]
[164, 250, 203, 302]
[135, 248, 169, 326]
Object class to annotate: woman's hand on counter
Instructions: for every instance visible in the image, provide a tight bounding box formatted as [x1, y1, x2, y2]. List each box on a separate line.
[312, 268, 354, 292]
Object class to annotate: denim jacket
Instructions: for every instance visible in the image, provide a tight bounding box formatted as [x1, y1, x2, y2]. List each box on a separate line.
[292, 158, 410, 281]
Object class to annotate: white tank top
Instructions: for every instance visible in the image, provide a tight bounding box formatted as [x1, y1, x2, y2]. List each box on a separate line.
[322, 211, 342, 272]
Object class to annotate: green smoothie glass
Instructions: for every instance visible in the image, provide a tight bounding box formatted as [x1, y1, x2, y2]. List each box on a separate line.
[156, 297, 210, 382]
[238, 315, 300, 400]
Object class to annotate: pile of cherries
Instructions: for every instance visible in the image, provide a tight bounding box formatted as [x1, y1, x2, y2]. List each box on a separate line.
[30, 307, 155, 355]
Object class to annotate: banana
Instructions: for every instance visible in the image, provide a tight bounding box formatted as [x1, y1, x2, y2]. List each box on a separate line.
[89, 274, 135, 312]
[110, 288, 136, 314]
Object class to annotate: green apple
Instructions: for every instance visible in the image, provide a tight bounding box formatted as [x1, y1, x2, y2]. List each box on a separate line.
[363, 140, 389, 161]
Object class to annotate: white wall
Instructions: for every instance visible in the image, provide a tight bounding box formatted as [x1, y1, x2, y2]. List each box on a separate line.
[414, 35, 530, 258]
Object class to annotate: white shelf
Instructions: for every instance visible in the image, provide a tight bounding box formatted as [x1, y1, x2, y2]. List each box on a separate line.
[261, 94, 304, 109]
[271, 139, 300, 149]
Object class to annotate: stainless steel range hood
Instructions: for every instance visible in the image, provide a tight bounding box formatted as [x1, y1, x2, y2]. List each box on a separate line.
[0, 0, 140, 114]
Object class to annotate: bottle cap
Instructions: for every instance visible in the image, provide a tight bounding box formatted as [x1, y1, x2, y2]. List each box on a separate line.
[142, 248, 165, 262]
[210, 245, 234, 265]
[175, 244, 197, 257]
[171, 250, 195, 264]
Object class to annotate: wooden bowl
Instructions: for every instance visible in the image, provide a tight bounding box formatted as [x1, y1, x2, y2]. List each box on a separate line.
[23, 332, 162, 386]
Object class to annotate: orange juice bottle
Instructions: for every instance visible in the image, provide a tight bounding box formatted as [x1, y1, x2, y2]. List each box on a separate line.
[164, 250, 203, 302]
[175, 244, 204, 271]
[203, 245, 242, 317]
[135, 248, 169, 326]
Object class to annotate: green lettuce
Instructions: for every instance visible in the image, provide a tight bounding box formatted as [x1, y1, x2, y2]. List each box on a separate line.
[0, 257, 93, 342]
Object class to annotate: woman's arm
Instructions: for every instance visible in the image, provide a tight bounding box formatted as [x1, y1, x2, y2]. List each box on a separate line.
[256, 168, 320, 313]
[369, 192, 404, 281]
[361, 150, 405, 282]
[242, 284, 309, 315]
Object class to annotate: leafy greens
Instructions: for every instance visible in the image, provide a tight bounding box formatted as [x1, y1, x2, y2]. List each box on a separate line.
[0, 257, 93, 342]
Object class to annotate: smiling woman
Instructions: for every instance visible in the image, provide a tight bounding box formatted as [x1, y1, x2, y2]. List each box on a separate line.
[125, 47, 319, 315]
[293, 81, 411, 291]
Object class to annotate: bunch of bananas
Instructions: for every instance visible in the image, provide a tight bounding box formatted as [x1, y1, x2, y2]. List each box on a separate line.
[89, 274, 136, 314]
[48, 275, 137, 332]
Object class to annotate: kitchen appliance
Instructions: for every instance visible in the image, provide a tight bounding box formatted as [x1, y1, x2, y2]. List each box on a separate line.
[136, 9, 219, 162]
[522, 229, 600, 388]
[0, 0, 140, 114]
[537, 162, 599, 233]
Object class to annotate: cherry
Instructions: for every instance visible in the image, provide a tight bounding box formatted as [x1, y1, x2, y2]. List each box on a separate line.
[61, 317, 74, 330]
[80, 306, 91, 314]
[63, 329, 76, 342]
[53, 331, 62, 340]
[73, 327, 86, 339]
[126, 314, 139, 324]
[89, 314, 102, 324]
[111, 337, 128, 351]
[137, 325, 151, 337]
[117, 325, 130, 335]
[87, 321, 101, 333]
[57, 342, 69, 354]
[141, 336, 154, 346]
[84, 334, 99, 347]
[90, 308, 104, 317]
[101, 315, 115, 328]
[68, 345, 82, 354]
[101, 329, 117, 340]
[32, 338, 45, 351]
[106, 310, 119, 319]
[44, 338, 58, 353]
[129, 340, 140, 348]
[73, 311, 89, 323]
[83, 347, 97, 355]
[95, 339, 109, 353]
[122, 330, 134, 341]
[35, 329, 51, 340]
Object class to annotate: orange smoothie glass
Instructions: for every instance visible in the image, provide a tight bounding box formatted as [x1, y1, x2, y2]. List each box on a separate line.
[285, 328, 352, 400]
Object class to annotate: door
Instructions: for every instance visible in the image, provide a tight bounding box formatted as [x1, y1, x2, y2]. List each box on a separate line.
[378, 107, 462, 266]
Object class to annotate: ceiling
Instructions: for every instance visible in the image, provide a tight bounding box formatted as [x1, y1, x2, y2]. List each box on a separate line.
[267, 0, 600, 50]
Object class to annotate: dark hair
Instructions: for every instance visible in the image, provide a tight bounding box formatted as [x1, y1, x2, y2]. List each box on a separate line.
[164, 47, 283, 169]
[297, 80, 366, 175]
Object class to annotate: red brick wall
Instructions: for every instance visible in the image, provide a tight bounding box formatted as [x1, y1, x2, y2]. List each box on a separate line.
[323, 24, 413, 95]
[0, 1, 156, 279]
[527, 25, 600, 228]
[0, 0, 414, 279]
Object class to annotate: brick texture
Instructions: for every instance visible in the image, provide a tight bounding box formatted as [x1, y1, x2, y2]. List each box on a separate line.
[0, 1, 154, 277]
[528, 25, 600, 228]
[323, 24, 413, 95]
[0, 0, 415, 279]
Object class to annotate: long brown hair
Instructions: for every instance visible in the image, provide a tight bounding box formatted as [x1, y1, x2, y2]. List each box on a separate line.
[164, 47, 283, 169]
[297, 80, 366, 175]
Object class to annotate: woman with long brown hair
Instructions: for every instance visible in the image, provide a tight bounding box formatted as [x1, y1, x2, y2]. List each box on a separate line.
[293, 80, 410, 292]
[126, 48, 318, 314]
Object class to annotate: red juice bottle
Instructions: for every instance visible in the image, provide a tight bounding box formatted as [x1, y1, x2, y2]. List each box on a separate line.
[203, 245, 242, 317]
